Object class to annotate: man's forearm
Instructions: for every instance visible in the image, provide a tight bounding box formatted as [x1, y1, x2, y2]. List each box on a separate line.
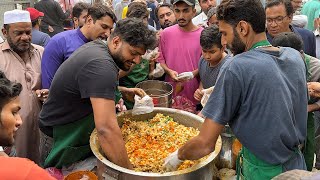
[160, 63, 172, 74]
[98, 129, 132, 169]
[178, 136, 215, 160]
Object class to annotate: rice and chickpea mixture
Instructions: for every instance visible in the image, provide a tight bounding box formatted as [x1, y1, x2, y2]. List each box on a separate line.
[121, 113, 208, 173]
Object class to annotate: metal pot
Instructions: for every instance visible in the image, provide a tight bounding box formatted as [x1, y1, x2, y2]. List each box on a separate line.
[136, 80, 173, 107]
[90, 108, 222, 180]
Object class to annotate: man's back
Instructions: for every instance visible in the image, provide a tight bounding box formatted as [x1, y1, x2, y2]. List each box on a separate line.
[32, 29, 50, 47]
[40, 40, 118, 134]
[203, 47, 307, 168]
[34, 0, 70, 36]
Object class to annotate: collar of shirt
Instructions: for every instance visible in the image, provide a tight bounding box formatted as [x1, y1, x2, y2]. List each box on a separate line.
[76, 28, 90, 43]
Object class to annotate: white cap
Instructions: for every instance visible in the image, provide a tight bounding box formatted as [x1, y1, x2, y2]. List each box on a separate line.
[3, 9, 31, 25]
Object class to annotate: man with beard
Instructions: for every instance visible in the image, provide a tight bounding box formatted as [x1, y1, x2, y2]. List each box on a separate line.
[155, 3, 177, 29]
[39, 18, 157, 168]
[41, 4, 115, 89]
[192, 0, 216, 26]
[158, 0, 203, 104]
[164, 0, 308, 179]
[0, 10, 47, 163]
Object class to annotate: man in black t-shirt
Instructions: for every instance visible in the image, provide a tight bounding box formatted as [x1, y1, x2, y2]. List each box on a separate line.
[39, 18, 157, 169]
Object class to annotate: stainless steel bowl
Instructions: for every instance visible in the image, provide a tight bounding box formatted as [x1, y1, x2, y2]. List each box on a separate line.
[136, 80, 173, 107]
[90, 108, 222, 180]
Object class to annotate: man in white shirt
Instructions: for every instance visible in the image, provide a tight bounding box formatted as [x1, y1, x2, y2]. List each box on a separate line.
[192, 0, 216, 26]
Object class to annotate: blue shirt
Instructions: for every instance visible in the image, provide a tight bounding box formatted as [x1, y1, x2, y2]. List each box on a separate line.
[41, 28, 90, 88]
[267, 25, 317, 57]
[31, 29, 50, 47]
[202, 47, 307, 167]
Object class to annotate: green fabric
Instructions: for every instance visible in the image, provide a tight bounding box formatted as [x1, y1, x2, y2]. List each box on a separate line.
[236, 147, 282, 180]
[304, 54, 312, 82]
[119, 58, 149, 109]
[302, 0, 320, 31]
[304, 112, 315, 171]
[115, 86, 122, 104]
[119, 59, 149, 88]
[249, 40, 271, 50]
[44, 114, 95, 168]
[303, 53, 316, 171]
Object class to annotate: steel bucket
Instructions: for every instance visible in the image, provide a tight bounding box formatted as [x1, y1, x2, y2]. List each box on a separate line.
[90, 108, 222, 180]
[136, 80, 173, 107]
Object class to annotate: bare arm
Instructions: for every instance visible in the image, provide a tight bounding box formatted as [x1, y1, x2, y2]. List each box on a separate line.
[178, 118, 224, 160]
[90, 97, 132, 169]
[160, 63, 178, 81]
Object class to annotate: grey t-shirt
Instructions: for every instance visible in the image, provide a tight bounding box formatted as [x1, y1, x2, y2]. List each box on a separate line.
[202, 47, 308, 167]
[39, 40, 119, 135]
[198, 54, 231, 89]
[31, 29, 50, 47]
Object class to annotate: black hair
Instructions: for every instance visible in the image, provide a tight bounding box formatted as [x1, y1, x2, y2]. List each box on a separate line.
[266, 0, 294, 16]
[217, 0, 266, 33]
[32, 20, 38, 27]
[72, 2, 91, 18]
[87, 3, 117, 23]
[3, 24, 9, 31]
[110, 18, 157, 50]
[207, 7, 216, 20]
[155, 3, 174, 20]
[200, 25, 222, 49]
[0, 71, 22, 113]
[271, 32, 304, 51]
[126, 2, 149, 19]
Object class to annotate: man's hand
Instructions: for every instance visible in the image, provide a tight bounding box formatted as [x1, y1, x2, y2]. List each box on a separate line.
[163, 150, 183, 171]
[116, 98, 127, 112]
[35, 89, 49, 103]
[194, 88, 204, 101]
[120, 87, 147, 102]
[168, 70, 179, 81]
[308, 82, 320, 98]
[48, 25, 54, 33]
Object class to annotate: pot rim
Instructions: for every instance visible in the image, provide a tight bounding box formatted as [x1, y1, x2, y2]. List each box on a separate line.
[90, 107, 222, 177]
[135, 80, 173, 98]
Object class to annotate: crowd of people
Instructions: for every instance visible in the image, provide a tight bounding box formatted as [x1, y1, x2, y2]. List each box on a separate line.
[0, 0, 319, 179]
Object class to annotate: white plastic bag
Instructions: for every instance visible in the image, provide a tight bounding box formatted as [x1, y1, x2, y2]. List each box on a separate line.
[149, 63, 165, 78]
[176, 72, 194, 81]
[132, 95, 154, 115]
[141, 47, 159, 60]
[201, 86, 214, 107]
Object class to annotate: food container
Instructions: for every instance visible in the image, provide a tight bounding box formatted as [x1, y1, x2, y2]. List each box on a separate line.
[64, 170, 98, 180]
[90, 107, 222, 180]
[136, 80, 173, 107]
[215, 125, 241, 170]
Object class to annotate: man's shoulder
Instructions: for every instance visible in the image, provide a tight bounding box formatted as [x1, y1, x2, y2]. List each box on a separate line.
[294, 26, 315, 37]
[51, 29, 77, 41]
[33, 29, 50, 38]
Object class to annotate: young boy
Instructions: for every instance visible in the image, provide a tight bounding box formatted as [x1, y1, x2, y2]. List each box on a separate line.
[194, 25, 231, 102]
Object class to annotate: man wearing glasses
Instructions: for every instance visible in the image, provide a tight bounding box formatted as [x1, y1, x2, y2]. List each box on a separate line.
[265, 0, 316, 57]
